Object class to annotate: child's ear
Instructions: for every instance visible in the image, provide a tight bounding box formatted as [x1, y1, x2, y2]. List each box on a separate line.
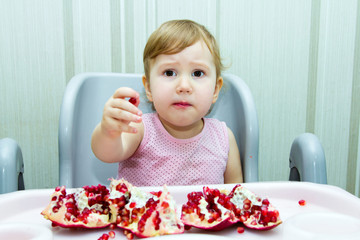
[142, 75, 153, 102]
[212, 77, 223, 103]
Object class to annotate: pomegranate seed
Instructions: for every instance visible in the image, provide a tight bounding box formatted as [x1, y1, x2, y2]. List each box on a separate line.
[55, 186, 61, 192]
[243, 203, 251, 210]
[108, 231, 115, 238]
[125, 231, 134, 239]
[243, 199, 251, 205]
[184, 225, 192, 230]
[262, 216, 270, 224]
[261, 208, 268, 216]
[129, 97, 137, 105]
[161, 201, 169, 208]
[98, 233, 109, 240]
[298, 199, 306, 206]
[61, 188, 66, 195]
[52, 206, 59, 213]
[116, 184, 128, 193]
[65, 212, 72, 221]
[237, 226, 245, 233]
[129, 202, 136, 208]
[262, 198, 270, 206]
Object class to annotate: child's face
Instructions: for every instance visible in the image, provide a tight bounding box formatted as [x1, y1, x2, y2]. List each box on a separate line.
[143, 40, 222, 129]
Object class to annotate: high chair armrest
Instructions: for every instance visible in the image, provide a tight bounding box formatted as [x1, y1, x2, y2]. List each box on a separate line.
[289, 133, 327, 184]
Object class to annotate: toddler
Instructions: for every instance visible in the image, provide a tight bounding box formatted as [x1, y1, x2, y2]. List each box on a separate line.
[91, 19, 243, 186]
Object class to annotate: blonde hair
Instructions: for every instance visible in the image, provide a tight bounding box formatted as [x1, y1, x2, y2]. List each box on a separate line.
[143, 19, 224, 80]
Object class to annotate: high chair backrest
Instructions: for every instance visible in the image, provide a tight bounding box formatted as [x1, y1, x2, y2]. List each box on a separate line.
[59, 73, 259, 187]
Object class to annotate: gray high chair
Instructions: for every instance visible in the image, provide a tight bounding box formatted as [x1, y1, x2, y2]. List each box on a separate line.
[0, 138, 25, 193]
[59, 73, 326, 188]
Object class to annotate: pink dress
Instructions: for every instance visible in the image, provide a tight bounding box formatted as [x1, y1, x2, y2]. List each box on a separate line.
[117, 113, 229, 186]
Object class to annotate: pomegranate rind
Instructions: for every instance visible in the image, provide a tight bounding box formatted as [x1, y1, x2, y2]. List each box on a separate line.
[41, 185, 111, 228]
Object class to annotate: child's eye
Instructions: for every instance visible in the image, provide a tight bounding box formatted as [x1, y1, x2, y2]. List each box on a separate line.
[192, 70, 204, 78]
[164, 70, 176, 77]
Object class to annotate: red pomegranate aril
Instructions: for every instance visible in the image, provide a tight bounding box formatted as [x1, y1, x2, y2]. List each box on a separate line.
[240, 215, 247, 222]
[184, 225, 192, 230]
[129, 97, 137, 106]
[65, 212, 72, 221]
[52, 206, 59, 213]
[243, 203, 251, 211]
[261, 208, 268, 216]
[161, 201, 169, 208]
[116, 216, 122, 224]
[126, 232, 134, 240]
[298, 199, 306, 206]
[109, 231, 115, 238]
[129, 202, 136, 208]
[122, 220, 129, 227]
[131, 214, 138, 222]
[98, 233, 109, 240]
[208, 218, 215, 224]
[116, 183, 128, 193]
[237, 226, 245, 233]
[262, 199, 270, 206]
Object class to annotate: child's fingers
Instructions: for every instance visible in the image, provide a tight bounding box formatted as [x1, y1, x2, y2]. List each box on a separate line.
[106, 106, 142, 123]
[110, 98, 142, 116]
[113, 87, 139, 100]
[103, 117, 138, 134]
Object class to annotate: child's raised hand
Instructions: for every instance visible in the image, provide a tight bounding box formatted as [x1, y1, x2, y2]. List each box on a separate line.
[101, 87, 142, 138]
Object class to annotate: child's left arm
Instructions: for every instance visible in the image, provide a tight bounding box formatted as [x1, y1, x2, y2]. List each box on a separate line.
[224, 128, 244, 183]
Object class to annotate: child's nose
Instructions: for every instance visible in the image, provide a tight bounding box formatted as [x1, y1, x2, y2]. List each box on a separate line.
[176, 75, 193, 94]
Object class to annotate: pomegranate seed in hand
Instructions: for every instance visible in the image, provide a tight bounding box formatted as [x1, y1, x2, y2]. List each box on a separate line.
[129, 97, 137, 105]
[237, 226, 245, 233]
[298, 199, 306, 206]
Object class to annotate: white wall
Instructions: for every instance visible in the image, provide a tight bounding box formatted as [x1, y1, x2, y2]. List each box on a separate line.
[0, 0, 359, 196]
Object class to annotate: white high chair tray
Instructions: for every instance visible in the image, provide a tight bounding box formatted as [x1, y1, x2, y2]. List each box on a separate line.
[1, 181, 359, 239]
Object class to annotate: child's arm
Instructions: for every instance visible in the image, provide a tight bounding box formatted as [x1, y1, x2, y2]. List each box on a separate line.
[91, 87, 143, 163]
[224, 128, 244, 183]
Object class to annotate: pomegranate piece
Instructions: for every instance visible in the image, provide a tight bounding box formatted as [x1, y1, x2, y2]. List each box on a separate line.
[41, 184, 111, 228]
[181, 187, 237, 231]
[109, 179, 184, 238]
[298, 199, 306, 206]
[229, 185, 282, 230]
[181, 184, 282, 231]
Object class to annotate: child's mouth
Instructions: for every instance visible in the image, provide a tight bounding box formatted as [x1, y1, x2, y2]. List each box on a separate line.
[173, 102, 192, 108]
